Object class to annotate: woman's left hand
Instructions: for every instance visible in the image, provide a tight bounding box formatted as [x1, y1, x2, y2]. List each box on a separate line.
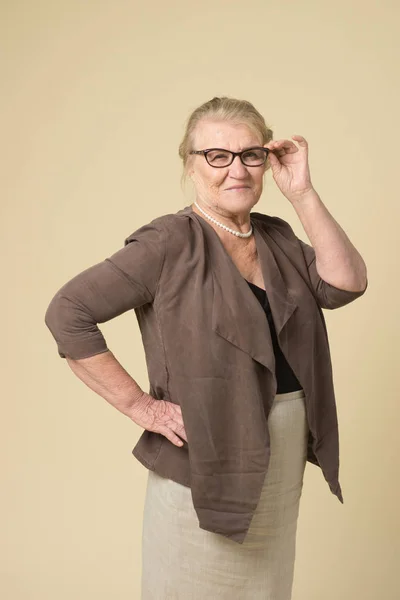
[264, 135, 314, 202]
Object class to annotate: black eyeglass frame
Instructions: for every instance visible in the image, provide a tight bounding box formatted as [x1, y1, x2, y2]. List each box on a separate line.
[189, 146, 270, 168]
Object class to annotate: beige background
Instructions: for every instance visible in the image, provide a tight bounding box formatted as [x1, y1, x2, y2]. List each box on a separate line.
[2, 0, 398, 598]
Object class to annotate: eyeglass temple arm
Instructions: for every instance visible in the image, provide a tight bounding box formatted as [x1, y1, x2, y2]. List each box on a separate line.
[189, 148, 270, 156]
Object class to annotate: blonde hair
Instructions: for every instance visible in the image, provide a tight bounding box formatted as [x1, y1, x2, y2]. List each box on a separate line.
[178, 96, 274, 190]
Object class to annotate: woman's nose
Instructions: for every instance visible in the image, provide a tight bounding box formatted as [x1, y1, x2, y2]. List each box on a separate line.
[228, 155, 248, 176]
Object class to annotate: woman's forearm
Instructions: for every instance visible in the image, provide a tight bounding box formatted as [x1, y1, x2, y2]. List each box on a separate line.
[65, 350, 145, 419]
[291, 189, 367, 291]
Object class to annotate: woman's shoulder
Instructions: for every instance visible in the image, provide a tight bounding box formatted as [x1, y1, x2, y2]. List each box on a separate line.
[250, 211, 298, 244]
[123, 210, 190, 245]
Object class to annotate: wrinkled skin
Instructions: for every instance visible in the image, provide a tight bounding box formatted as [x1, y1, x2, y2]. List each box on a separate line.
[130, 392, 187, 447]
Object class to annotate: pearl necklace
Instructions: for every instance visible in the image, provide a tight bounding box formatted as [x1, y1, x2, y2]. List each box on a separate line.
[193, 200, 253, 238]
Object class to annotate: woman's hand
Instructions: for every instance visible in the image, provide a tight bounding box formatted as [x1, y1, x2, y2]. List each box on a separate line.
[129, 392, 187, 447]
[264, 135, 314, 202]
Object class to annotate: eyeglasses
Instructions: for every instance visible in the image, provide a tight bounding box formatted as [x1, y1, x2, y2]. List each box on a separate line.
[189, 146, 270, 168]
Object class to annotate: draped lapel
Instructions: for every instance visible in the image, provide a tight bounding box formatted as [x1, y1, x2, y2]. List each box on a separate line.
[187, 207, 298, 373]
[252, 219, 298, 337]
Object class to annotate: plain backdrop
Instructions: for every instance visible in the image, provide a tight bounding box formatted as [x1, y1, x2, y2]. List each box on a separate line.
[2, 1, 399, 598]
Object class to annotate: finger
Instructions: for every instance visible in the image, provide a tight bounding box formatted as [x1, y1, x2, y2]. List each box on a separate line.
[175, 428, 188, 443]
[264, 139, 295, 150]
[171, 405, 188, 442]
[270, 139, 298, 155]
[292, 135, 308, 148]
[177, 427, 188, 443]
[269, 136, 309, 152]
[175, 419, 188, 443]
[264, 145, 281, 160]
[267, 151, 280, 165]
[267, 151, 282, 168]
[173, 422, 187, 444]
[161, 426, 185, 446]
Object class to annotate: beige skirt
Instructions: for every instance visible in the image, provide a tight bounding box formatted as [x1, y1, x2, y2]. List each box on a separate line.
[140, 388, 308, 600]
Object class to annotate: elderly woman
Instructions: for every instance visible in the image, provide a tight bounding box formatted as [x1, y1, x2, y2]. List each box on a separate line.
[45, 96, 368, 599]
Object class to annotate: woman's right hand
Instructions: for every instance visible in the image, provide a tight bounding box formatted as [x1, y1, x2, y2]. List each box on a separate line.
[129, 392, 187, 447]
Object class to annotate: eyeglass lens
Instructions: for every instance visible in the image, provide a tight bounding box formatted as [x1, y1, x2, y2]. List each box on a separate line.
[206, 148, 267, 167]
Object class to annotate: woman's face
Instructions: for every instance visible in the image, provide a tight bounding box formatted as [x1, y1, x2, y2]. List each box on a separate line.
[188, 120, 266, 220]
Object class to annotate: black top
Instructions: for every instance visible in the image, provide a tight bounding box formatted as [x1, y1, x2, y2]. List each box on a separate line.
[245, 279, 302, 394]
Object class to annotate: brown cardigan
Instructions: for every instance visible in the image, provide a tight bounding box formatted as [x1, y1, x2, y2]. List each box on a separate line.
[44, 204, 368, 544]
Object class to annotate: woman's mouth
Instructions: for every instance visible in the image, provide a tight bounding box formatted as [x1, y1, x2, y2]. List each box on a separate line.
[226, 186, 250, 191]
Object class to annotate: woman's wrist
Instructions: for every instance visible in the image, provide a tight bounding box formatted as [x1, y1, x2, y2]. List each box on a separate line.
[66, 351, 145, 419]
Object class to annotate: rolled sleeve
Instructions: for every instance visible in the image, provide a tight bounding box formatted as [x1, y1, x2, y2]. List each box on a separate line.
[44, 221, 166, 359]
[298, 238, 368, 310]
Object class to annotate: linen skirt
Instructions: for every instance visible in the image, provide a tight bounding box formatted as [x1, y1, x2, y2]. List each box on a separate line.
[140, 388, 308, 600]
